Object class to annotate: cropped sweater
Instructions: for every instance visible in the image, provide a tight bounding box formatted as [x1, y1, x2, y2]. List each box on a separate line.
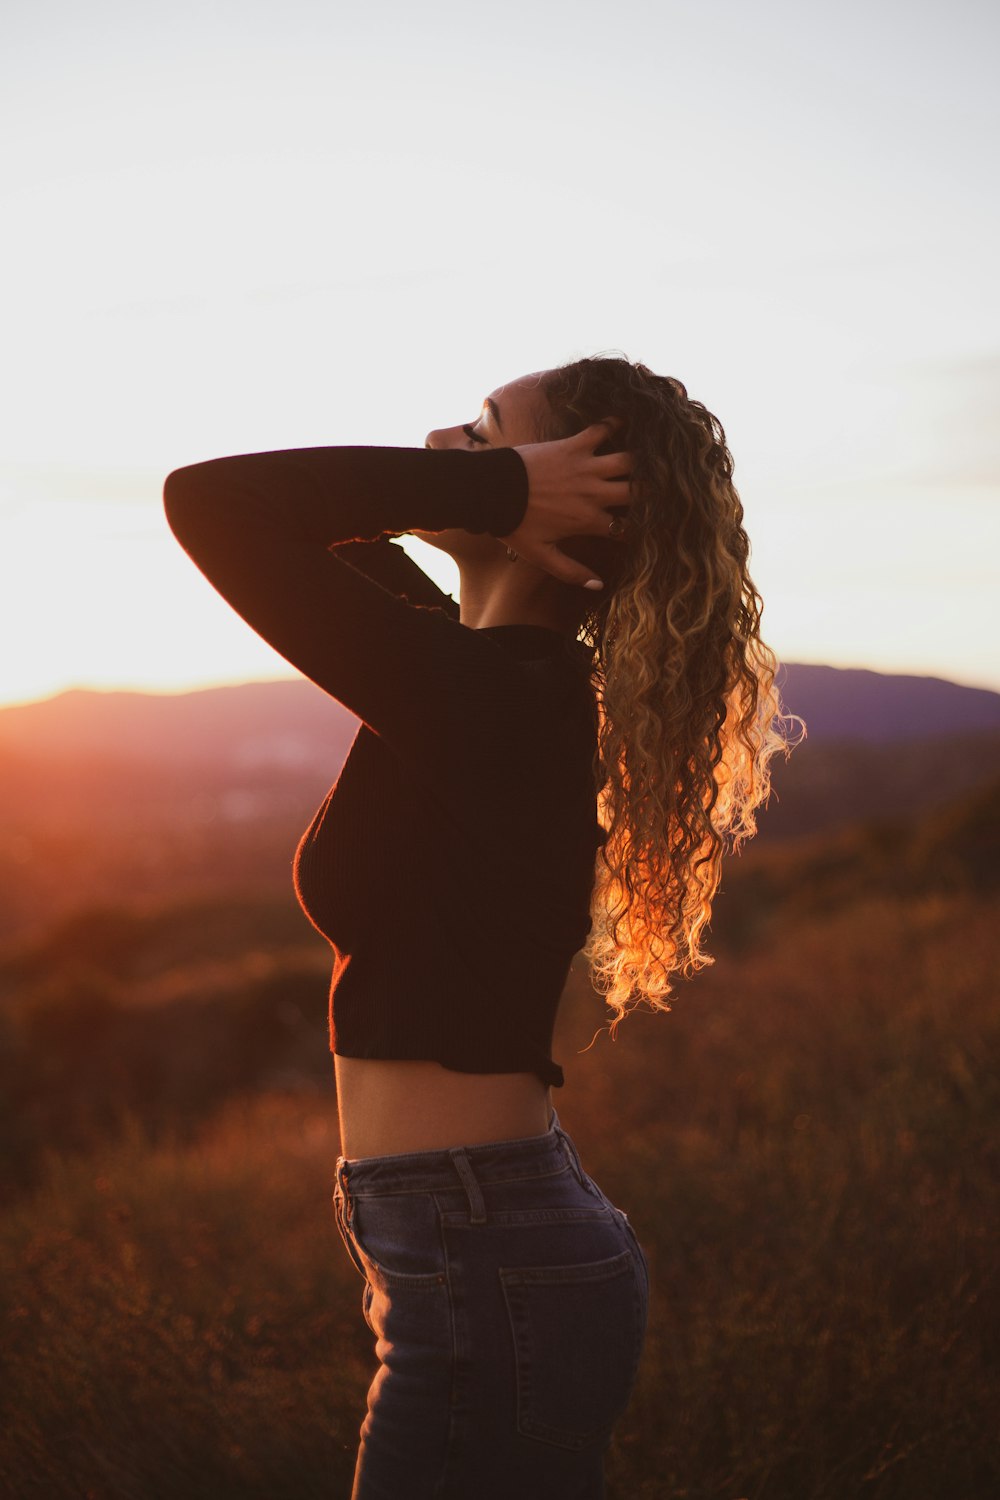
[162, 445, 604, 1089]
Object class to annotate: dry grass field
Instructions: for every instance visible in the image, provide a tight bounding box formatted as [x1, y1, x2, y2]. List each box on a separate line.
[2, 868, 997, 1497]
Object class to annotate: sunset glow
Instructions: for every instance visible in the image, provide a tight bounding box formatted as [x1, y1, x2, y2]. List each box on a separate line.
[2, 0, 998, 708]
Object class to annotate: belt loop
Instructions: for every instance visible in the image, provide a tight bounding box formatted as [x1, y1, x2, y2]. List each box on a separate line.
[558, 1127, 590, 1191]
[449, 1147, 487, 1224]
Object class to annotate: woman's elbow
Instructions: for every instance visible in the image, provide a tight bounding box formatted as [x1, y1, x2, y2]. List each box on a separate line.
[162, 462, 212, 545]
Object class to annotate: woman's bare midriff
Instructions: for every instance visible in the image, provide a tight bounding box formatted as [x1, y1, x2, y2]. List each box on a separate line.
[334, 1055, 554, 1161]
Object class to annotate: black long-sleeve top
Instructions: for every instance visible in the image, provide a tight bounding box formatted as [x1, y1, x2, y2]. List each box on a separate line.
[162, 445, 603, 1089]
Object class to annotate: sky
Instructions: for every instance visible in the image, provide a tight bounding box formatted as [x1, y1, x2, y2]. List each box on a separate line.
[1, 0, 998, 708]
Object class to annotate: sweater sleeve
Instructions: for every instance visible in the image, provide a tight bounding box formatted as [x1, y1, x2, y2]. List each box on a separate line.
[162, 445, 532, 782]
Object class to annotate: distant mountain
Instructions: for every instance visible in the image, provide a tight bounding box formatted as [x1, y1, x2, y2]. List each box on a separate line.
[0, 664, 997, 950]
[2, 662, 999, 766]
[0, 680, 354, 771]
[775, 663, 1000, 743]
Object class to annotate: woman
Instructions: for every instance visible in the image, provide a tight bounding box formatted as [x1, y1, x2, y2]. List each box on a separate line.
[163, 353, 796, 1498]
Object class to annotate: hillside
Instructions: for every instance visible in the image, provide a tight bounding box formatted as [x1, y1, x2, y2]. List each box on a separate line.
[1, 665, 998, 948]
[2, 803, 998, 1498]
[0, 679, 355, 771]
[1, 768, 995, 1190]
[3, 663, 999, 762]
[773, 661, 1000, 742]
[1, 750, 998, 1498]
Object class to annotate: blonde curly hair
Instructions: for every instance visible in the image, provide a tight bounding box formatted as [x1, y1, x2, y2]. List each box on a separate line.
[539, 353, 806, 1035]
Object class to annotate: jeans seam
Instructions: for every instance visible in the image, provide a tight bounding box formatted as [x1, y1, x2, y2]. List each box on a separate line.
[435, 1207, 461, 1500]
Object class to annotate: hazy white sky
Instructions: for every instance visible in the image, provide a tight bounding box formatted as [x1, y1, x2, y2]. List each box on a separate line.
[2, 0, 998, 706]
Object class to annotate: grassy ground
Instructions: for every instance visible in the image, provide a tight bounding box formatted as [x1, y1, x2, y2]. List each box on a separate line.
[1, 889, 998, 1498]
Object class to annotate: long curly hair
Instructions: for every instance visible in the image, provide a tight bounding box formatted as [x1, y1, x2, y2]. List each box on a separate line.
[538, 353, 806, 1035]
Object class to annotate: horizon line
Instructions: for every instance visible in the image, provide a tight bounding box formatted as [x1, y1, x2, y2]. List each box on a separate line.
[2, 657, 1000, 713]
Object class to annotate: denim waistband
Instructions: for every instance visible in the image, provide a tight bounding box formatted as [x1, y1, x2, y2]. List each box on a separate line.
[334, 1105, 590, 1208]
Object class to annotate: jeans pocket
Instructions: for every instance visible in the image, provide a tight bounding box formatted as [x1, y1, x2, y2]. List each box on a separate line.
[350, 1193, 449, 1288]
[500, 1247, 644, 1451]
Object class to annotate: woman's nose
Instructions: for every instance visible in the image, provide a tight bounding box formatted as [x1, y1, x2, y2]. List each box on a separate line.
[424, 424, 464, 451]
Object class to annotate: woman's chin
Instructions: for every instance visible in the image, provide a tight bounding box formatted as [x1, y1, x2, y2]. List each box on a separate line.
[408, 527, 465, 557]
[407, 528, 454, 555]
[406, 528, 492, 567]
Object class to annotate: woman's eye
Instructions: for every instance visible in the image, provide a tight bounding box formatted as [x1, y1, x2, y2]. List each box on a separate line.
[462, 423, 488, 445]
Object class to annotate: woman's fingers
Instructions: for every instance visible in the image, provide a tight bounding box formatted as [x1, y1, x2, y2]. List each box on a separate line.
[593, 451, 632, 479]
[587, 502, 631, 539]
[578, 424, 634, 538]
[574, 417, 625, 446]
[587, 460, 634, 528]
[540, 543, 608, 591]
[507, 418, 636, 583]
[575, 421, 633, 489]
[581, 495, 629, 534]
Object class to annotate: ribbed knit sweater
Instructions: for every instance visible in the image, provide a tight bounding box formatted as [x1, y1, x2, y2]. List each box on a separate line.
[162, 445, 603, 1089]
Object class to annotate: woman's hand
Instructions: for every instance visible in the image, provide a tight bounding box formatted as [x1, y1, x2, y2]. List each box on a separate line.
[500, 421, 634, 590]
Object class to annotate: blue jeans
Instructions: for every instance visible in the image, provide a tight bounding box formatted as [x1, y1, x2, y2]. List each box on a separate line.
[332, 1105, 650, 1499]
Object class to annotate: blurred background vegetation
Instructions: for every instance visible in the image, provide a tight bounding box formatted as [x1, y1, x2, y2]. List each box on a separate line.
[1, 674, 998, 1498]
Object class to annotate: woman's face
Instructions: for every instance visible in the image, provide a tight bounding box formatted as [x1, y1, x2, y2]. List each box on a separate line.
[410, 370, 552, 557]
[423, 370, 551, 457]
